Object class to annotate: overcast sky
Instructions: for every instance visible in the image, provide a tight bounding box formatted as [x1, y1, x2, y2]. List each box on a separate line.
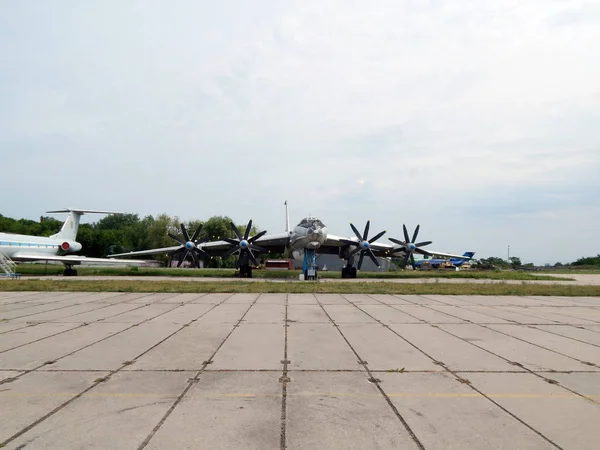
[1, 0, 599, 265]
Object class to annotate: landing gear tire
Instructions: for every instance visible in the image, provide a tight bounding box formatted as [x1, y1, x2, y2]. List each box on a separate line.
[63, 267, 78, 276]
[238, 265, 253, 278]
[341, 266, 357, 279]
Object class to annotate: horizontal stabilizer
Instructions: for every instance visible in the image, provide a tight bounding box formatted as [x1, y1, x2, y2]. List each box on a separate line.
[46, 209, 125, 215]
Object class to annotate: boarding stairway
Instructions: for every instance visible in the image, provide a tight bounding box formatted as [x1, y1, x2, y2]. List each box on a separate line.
[0, 250, 19, 278]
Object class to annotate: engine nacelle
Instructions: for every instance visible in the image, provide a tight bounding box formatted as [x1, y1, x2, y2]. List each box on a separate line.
[60, 241, 82, 253]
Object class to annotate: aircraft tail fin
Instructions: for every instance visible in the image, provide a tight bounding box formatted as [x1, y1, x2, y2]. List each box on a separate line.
[462, 252, 475, 259]
[48, 209, 124, 241]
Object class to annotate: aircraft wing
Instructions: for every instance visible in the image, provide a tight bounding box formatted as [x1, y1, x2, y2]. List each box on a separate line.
[320, 235, 471, 260]
[108, 232, 291, 259]
[10, 253, 152, 266]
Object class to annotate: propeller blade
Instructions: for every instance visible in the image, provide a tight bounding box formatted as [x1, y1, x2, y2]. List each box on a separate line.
[248, 230, 267, 243]
[192, 247, 209, 259]
[225, 246, 240, 257]
[363, 220, 370, 240]
[357, 252, 365, 270]
[369, 230, 386, 243]
[340, 238, 359, 246]
[367, 249, 380, 267]
[223, 237, 239, 246]
[350, 223, 362, 241]
[244, 220, 253, 240]
[414, 248, 432, 257]
[168, 233, 185, 245]
[249, 244, 266, 252]
[412, 225, 420, 243]
[180, 224, 191, 242]
[401, 252, 411, 269]
[248, 251, 259, 267]
[190, 225, 203, 242]
[230, 221, 243, 240]
[403, 224, 410, 243]
[410, 253, 416, 270]
[389, 237, 407, 246]
[415, 241, 432, 247]
[178, 249, 190, 267]
[349, 247, 362, 257]
[190, 251, 200, 268]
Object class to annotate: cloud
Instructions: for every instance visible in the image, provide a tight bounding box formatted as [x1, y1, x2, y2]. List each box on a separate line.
[0, 0, 599, 265]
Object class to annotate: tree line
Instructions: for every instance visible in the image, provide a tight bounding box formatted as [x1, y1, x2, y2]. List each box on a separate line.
[1, 213, 599, 268]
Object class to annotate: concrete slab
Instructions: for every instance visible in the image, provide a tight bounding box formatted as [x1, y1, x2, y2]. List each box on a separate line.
[499, 306, 600, 325]
[341, 293, 380, 304]
[0, 370, 109, 442]
[389, 324, 521, 372]
[153, 293, 204, 303]
[131, 323, 235, 371]
[15, 302, 113, 322]
[143, 372, 281, 450]
[440, 324, 597, 372]
[533, 324, 600, 346]
[0, 370, 22, 382]
[51, 322, 183, 370]
[486, 324, 600, 366]
[288, 323, 360, 370]
[190, 293, 233, 303]
[288, 305, 330, 323]
[0, 302, 46, 313]
[147, 304, 214, 324]
[255, 293, 287, 304]
[58, 302, 148, 323]
[0, 301, 83, 320]
[113, 292, 173, 303]
[379, 372, 557, 450]
[4, 371, 193, 450]
[467, 372, 600, 450]
[0, 322, 32, 335]
[287, 372, 421, 449]
[460, 305, 559, 324]
[359, 304, 424, 323]
[428, 305, 512, 323]
[544, 372, 600, 397]
[419, 295, 478, 306]
[0, 322, 131, 370]
[101, 303, 178, 323]
[320, 304, 376, 323]
[198, 303, 251, 322]
[339, 323, 441, 371]
[0, 322, 79, 352]
[288, 293, 318, 304]
[224, 293, 260, 304]
[315, 293, 348, 304]
[394, 305, 468, 323]
[370, 294, 416, 305]
[395, 295, 448, 305]
[211, 323, 283, 370]
[242, 304, 285, 323]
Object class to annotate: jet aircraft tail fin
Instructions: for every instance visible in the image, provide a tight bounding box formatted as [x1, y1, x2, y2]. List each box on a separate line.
[47, 209, 124, 241]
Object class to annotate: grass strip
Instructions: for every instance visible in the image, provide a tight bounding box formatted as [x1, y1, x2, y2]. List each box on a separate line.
[1, 279, 599, 296]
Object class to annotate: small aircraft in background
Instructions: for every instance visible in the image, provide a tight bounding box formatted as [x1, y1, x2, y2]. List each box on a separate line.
[412, 252, 476, 270]
[0, 209, 149, 276]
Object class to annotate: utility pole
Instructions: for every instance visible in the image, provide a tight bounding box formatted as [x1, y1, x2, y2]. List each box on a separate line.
[507, 245, 510, 263]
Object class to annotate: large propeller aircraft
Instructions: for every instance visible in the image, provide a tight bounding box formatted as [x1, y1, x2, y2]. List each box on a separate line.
[109, 205, 472, 279]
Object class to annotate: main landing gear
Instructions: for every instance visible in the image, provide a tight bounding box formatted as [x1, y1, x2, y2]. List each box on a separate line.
[63, 265, 78, 276]
[302, 248, 318, 281]
[341, 264, 357, 279]
[237, 264, 253, 278]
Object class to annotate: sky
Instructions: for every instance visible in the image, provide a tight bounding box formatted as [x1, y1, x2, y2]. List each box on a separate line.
[1, 0, 599, 265]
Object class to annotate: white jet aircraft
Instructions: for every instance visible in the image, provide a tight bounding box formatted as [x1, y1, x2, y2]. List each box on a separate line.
[109, 203, 471, 279]
[0, 209, 149, 276]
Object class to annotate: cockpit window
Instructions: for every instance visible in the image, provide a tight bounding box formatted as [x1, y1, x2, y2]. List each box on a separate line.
[298, 217, 325, 228]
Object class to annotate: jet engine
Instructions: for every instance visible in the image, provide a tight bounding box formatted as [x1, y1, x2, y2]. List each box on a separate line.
[59, 241, 82, 253]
